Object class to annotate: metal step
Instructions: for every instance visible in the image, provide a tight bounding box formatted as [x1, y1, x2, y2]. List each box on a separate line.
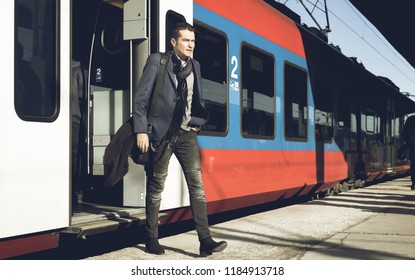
[61, 203, 164, 239]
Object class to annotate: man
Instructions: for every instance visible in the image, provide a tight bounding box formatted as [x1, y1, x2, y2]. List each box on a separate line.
[71, 59, 87, 205]
[403, 115, 415, 190]
[133, 22, 227, 256]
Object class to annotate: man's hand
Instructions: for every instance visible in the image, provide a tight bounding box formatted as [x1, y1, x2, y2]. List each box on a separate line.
[137, 133, 149, 153]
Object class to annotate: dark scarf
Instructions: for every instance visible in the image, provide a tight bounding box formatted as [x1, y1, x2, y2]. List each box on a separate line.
[170, 52, 193, 131]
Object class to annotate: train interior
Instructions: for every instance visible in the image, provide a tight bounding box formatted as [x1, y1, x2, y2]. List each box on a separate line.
[68, 0, 148, 235]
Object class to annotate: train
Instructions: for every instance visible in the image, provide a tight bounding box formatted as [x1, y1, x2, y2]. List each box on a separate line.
[1, 0, 415, 259]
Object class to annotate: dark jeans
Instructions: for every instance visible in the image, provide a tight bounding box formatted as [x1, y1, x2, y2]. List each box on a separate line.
[145, 129, 210, 240]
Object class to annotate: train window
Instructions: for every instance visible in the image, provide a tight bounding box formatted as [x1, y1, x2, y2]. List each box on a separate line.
[362, 107, 380, 135]
[15, 0, 59, 121]
[338, 99, 351, 129]
[193, 22, 228, 135]
[313, 77, 333, 142]
[338, 103, 350, 128]
[89, 3, 129, 89]
[284, 63, 308, 140]
[365, 114, 376, 133]
[394, 116, 401, 138]
[241, 44, 275, 139]
[351, 113, 357, 133]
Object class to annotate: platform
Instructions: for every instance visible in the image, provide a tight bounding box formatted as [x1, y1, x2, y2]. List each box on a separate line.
[83, 176, 415, 260]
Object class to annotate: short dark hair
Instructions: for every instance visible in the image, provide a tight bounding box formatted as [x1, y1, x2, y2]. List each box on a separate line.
[171, 22, 195, 40]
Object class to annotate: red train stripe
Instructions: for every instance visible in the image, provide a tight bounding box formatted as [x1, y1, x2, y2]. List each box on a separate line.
[0, 233, 59, 259]
[200, 149, 348, 202]
[194, 0, 305, 57]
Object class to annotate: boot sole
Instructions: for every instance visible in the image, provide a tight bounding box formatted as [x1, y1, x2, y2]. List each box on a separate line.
[145, 243, 165, 255]
[200, 241, 227, 257]
[146, 248, 165, 255]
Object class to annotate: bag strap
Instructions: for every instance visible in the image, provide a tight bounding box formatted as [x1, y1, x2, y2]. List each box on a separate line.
[147, 52, 169, 132]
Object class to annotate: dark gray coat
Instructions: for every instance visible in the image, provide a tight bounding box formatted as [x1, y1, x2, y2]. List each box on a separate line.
[133, 52, 209, 141]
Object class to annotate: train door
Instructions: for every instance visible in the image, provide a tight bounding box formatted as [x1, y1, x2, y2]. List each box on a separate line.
[82, 0, 131, 203]
[0, 0, 70, 239]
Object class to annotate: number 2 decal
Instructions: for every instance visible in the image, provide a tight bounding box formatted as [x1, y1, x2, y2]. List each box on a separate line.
[231, 55, 238, 79]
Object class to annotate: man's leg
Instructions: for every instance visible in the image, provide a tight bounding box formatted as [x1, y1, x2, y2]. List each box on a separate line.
[144, 140, 172, 254]
[175, 130, 227, 256]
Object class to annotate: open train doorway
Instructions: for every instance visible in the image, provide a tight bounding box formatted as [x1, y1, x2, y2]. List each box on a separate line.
[71, 0, 131, 207]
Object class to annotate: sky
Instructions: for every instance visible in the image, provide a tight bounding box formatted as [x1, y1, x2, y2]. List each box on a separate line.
[280, 0, 415, 100]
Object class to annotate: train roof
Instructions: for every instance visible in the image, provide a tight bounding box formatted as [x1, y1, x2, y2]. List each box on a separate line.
[349, 1, 415, 69]
[298, 22, 415, 114]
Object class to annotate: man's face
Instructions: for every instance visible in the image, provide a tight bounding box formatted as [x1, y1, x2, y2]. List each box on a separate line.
[171, 29, 195, 61]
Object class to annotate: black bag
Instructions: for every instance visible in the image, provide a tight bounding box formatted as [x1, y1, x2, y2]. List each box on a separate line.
[397, 143, 408, 160]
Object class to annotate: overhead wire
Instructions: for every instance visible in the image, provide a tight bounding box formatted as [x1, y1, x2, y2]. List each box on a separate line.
[282, 0, 415, 86]
[342, 0, 415, 82]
